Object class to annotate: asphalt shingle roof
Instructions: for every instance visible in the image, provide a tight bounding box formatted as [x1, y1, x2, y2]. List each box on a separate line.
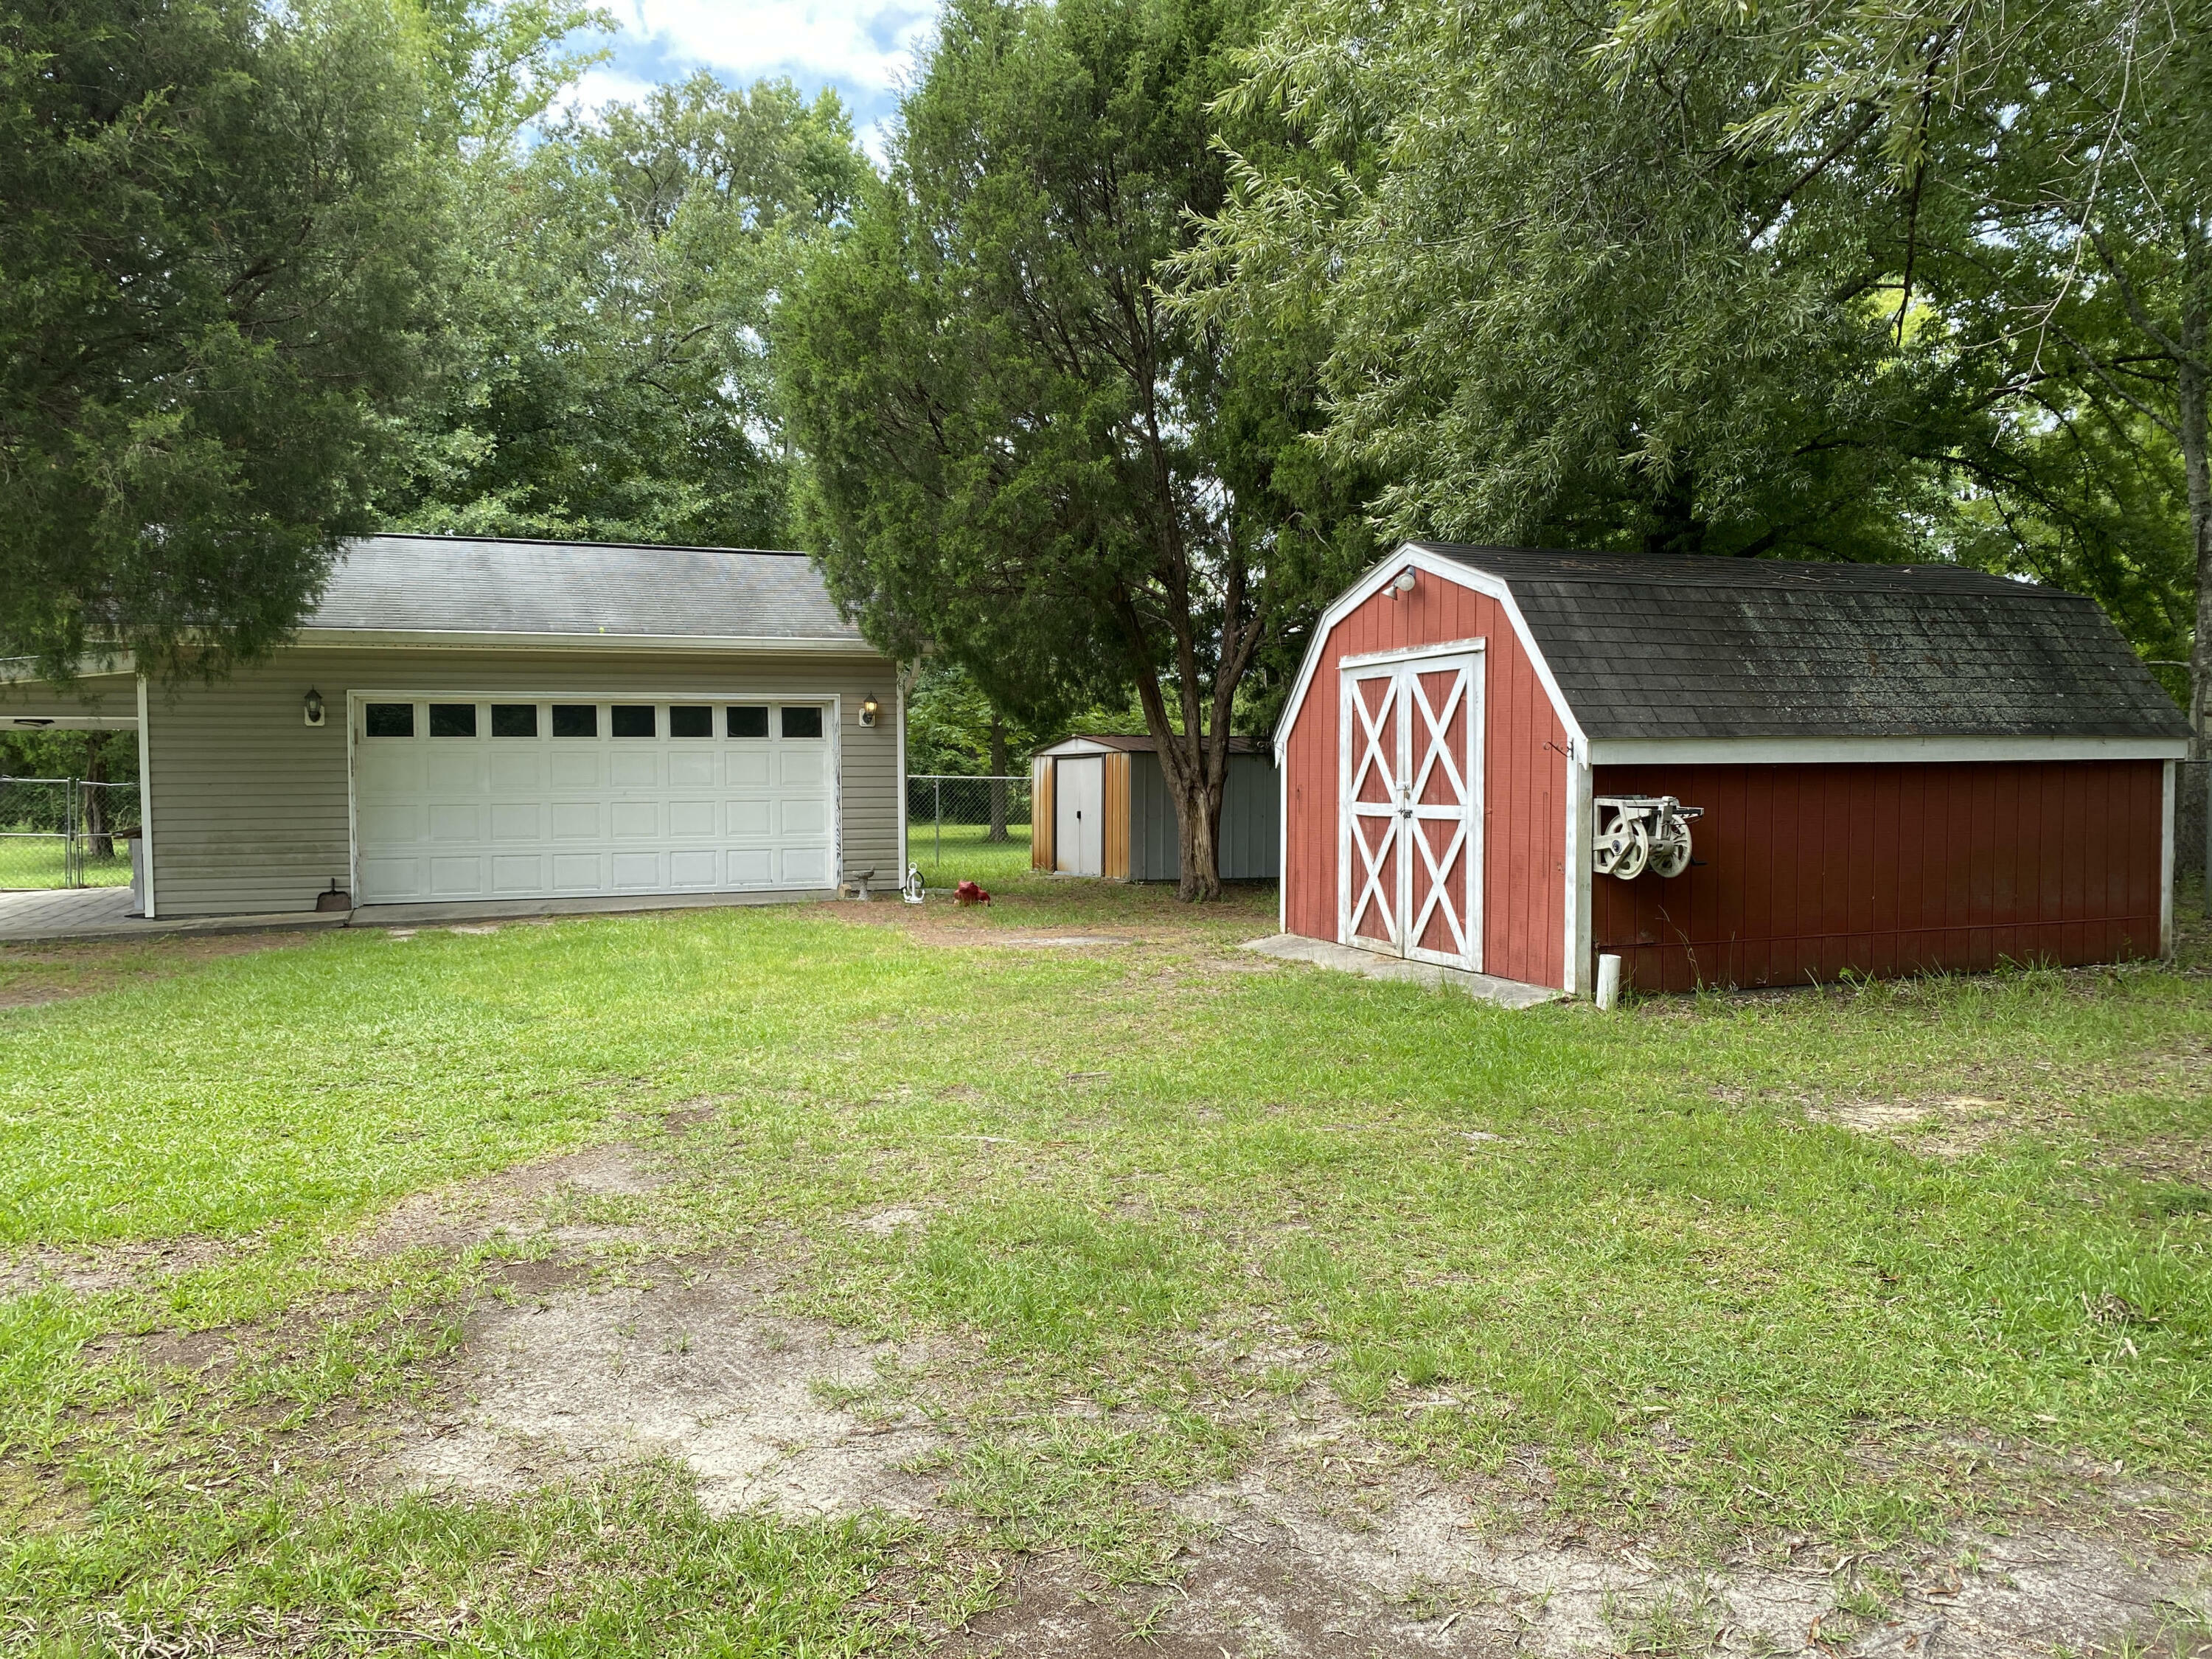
[309, 534, 864, 644]
[1412, 544, 2191, 742]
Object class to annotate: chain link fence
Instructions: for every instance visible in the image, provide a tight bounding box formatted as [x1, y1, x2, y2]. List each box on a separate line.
[0, 776, 141, 890]
[906, 774, 1032, 886]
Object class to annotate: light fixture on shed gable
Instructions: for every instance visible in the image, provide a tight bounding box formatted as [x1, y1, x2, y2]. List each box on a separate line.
[1388, 568, 1417, 599]
[858, 696, 880, 727]
[303, 688, 325, 728]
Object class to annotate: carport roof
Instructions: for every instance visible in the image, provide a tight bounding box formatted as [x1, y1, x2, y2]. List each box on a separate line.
[1413, 543, 2194, 742]
[305, 534, 866, 648]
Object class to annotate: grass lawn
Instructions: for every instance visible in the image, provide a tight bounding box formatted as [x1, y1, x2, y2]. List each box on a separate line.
[2, 874, 2210, 1653]
[0, 838, 130, 891]
[904, 818, 1034, 889]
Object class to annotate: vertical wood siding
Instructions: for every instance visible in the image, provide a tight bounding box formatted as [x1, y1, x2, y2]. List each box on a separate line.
[1590, 759, 2168, 990]
[1282, 581, 1569, 987]
[142, 647, 898, 917]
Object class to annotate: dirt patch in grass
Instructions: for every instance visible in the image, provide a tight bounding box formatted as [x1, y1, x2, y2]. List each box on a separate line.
[353, 1142, 670, 1260]
[380, 1265, 943, 1520]
[313, 1144, 942, 1523]
[955, 1473, 2212, 1658]
[1721, 1037, 2212, 1181]
[0, 1233, 243, 1298]
[1804, 1089, 2212, 1184]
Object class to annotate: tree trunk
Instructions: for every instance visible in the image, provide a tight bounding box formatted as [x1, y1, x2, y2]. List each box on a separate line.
[987, 714, 1009, 843]
[1126, 666, 1234, 901]
[2183, 223, 2211, 759]
[83, 731, 112, 860]
[1167, 746, 1228, 901]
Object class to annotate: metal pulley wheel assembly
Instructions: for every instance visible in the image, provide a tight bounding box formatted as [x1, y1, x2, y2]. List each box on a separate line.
[1593, 796, 1703, 880]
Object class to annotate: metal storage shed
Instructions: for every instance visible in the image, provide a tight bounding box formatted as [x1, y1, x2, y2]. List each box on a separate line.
[1031, 734, 1280, 880]
[1, 534, 901, 922]
[1273, 544, 2193, 995]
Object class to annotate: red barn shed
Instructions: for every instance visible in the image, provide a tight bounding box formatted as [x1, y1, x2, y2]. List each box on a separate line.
[1273, 545, 2193, 996]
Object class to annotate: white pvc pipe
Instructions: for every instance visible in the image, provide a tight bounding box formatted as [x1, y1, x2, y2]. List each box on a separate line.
[1595, 953, 1622, 1011]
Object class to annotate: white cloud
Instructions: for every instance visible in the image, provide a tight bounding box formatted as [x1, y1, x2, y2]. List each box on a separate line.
[624, 0, 933, 92]
[549, 63, 658, 122]
[541, 0, 935, 157]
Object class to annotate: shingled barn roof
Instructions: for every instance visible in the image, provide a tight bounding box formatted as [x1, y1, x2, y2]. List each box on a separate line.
[1412, 544, 2192, 742]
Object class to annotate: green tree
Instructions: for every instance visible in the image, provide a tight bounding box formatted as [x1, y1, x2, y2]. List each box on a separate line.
[904, 662, 1059, 841]
[1599, 0, 2210, 737]
[0, 728, 138, 854]
[1182, 0, 1994, 563]
[779, 0, 1369, 900]
[385, 74, 869, 547]
[1, 0, 452, 682]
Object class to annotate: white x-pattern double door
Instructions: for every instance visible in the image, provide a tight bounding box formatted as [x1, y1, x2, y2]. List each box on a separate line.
[1339, 649, 1483, 970]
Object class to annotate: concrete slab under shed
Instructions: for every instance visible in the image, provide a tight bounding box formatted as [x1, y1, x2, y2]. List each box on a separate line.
[1241, 933, 1568, 1009]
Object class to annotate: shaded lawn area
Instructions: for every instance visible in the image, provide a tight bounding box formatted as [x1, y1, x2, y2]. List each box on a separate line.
[1, 874, 2209, 1652]
[0, 836, 131, 891]
[905, 818, 1034, 889]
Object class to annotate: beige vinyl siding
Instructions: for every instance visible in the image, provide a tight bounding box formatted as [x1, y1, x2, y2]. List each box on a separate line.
[143, 646, 897, 917]
[0, 673, 138, 723]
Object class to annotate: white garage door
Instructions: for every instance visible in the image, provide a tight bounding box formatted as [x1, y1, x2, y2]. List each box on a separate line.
[353, 696, 836, 904]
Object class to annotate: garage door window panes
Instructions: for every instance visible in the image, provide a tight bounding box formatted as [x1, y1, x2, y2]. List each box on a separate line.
[355, 699, 838, 905]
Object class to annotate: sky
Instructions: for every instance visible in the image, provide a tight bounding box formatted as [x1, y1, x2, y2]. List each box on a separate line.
[561, 0, 940, 157]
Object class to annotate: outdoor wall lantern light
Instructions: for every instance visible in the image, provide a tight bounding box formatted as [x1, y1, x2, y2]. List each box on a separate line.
[1389, 567, 1418, 598]
[303, 688, 326, 728]
[858, 696, 880, 727]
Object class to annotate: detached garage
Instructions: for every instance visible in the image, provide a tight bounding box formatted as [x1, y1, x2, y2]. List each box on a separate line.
[1274, 545, 2192, 996]
[1, 535, 901, 919]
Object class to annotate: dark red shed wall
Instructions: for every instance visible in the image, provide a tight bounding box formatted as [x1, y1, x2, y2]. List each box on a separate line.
[1282, 580, 1570, 987]
[1592, 759, 2167, 991]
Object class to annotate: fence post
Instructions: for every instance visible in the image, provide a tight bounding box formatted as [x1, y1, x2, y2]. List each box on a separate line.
[66, 777, 78, 888]
[934, 777, 942, 867]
